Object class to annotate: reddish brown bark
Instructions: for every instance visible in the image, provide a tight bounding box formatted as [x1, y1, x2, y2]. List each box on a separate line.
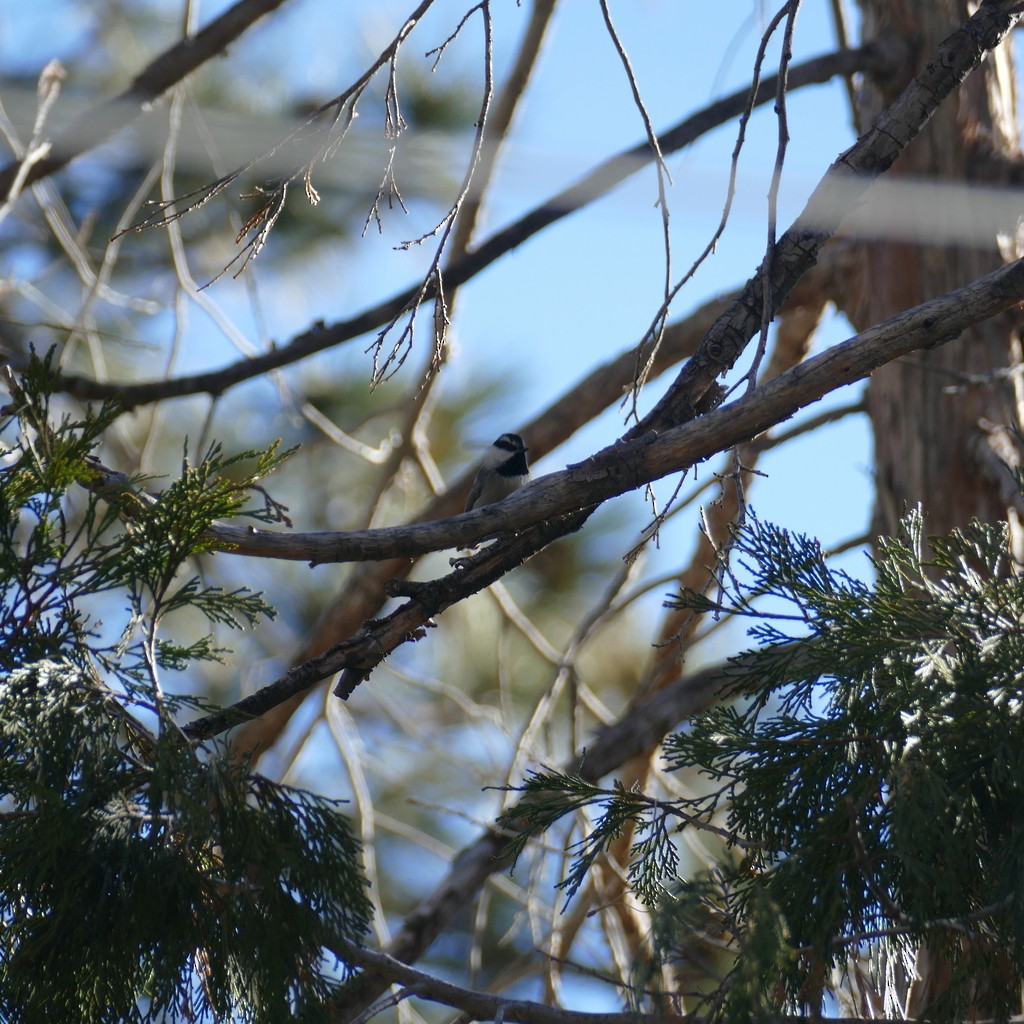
[848, 1, 1024, 543]
[839, 7, 1024, 1015]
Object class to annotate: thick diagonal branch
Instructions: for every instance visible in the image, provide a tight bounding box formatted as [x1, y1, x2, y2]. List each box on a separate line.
[98, 256, 1024, 567]
[169, 255, 1024, 745]
[182, 507, 593, 742]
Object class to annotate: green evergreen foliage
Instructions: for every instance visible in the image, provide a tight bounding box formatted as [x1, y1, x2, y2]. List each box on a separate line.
[0, 357, 371, 1023]
[501, 508, 1024, 1022]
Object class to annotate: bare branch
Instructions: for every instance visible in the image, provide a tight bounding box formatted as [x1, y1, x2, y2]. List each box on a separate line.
[0, 60, 65, 225]
[181, 505, 596, 742]
[325, 651, 767, 1020]
[828, 0, 859, 122]
[446, 0, 557, 259]
[74, 255, 1024, 566]
[62, 254, 1024, 759]
[748, 1, 801, 393]
[333, 902, 1020, 1024]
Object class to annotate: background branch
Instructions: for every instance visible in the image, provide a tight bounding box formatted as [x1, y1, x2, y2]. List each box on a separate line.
[0, 0, 289, 198]
[28, 45, 876, 408]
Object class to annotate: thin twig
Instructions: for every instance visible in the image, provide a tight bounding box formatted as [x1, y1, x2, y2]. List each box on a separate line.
[368, 2, 496, 385]
[747, 1, 801, 394]
[599, 0, 673, 417]
[626, 2, 791, 417]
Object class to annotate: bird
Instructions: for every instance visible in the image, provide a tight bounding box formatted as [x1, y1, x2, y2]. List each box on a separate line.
[464, 432, 530, 511]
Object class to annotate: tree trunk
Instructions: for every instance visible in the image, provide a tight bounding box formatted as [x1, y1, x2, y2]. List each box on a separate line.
[847, 1, 1024, 547]
[838, 5, 1024, 1016]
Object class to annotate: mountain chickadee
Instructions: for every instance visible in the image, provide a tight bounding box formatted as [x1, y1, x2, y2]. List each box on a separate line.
[465, 433, 530, 511]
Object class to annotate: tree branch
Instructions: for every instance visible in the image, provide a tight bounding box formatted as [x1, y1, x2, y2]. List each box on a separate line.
[182, 506, 595, 742]
[68, 252, 1024, 775]
[333, 933, 1012, 1024]
[86, 255, 1024, 566]
[326, 655, 734, 1021]
[222, 286, 731, 759]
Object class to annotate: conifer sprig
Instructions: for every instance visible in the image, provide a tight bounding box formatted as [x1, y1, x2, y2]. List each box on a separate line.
[0, 357, 371, 1023]
[502, 506, 1024, 1022]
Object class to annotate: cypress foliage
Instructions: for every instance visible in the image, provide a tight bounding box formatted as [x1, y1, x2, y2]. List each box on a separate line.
[0, 356, 371, 1023]
[502, 508, 1024, 1022]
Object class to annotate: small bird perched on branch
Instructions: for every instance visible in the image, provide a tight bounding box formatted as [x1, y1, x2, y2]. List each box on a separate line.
[465, 433, 530, 511]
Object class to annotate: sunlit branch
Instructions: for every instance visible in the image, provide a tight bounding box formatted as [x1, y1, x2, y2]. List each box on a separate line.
[446, 0, 556, 260]
[123, 0, 438, 281]
[599, 0, 674, 405]
[78, 255, 1024, 565]
[749, 1, 801, 391]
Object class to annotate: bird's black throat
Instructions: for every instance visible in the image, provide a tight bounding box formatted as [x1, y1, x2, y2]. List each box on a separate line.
[498, 451, 528, 477]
